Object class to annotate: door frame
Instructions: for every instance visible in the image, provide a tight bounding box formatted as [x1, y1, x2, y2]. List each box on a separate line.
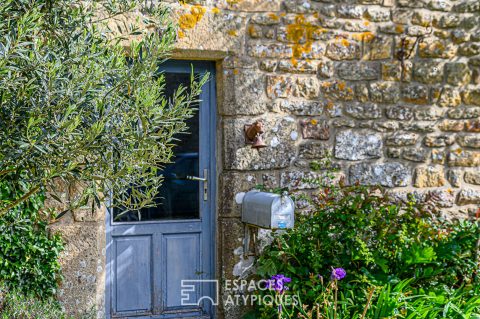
[105, 60, 217, 318]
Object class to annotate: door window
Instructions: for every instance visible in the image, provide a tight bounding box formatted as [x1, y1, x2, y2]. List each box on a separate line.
[113, 72, 200, 222]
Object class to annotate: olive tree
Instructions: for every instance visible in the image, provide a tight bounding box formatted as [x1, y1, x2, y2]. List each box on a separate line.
[0, 0, 206, 217]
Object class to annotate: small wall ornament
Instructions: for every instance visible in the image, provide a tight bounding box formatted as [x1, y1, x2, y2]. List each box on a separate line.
[244, 120, 267, 149]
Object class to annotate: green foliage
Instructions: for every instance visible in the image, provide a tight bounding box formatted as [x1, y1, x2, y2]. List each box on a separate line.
[280, 280, 480, 319]
[0, 283, 91, 319]
[0, 176, 63, 298]
[0, 0, 207, 216]
[252, 185, 480, 318]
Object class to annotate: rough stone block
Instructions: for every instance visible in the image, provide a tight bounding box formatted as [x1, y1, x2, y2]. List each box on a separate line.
[448, 106, 480, 119]
[335, 130, 382, 160]
[247, 42, 292, 58]
[345, 102, 382, 119]
[458, 43, 480, 56]
[447, 169, 462, 187]
[349, 162, 411, 187]
[408, 26, 431, 37]
[424, 135, 455, 147]
[434, 14, 462, 28]
[465, 119, 480, 132]
[337, 62, 379, 81]
[418, 37, 457, 58]
[271, 99, 328, 116]
[343, 21, 372, 32]
[402, 84, 429, 104]
[429, 0, 453, 11]
[454, 0, 480, 13]
[398, 0, 427, 7]
[321, 80, 355, 101]
[414, 106, 444, 121]
[333, 118, 356, 128]
[364, 7, 391, 22]
[250, 13, 281, 25]
[280, 171, 332, 190]
[299, 142, 331, 159]
[216, 0, 282, 11]
[432, 149, 446, 164]
[403, 147, 428, 162]
[462, 88, 480, 106]
[364, 36, 393, 60]
[414, 166, 446, 187]
[370, 82, 400, 103]
[278, 60, 317, 74]
[318, 60, 334, 78]
[223, 69, 267, 115]
[373, 121, 400, 132]
[386, 105, 414, 120]
[411, 11, 434, 26]
[404, 122, 436, 132]
[457, 189, 480, 205]
[337, 5, 364, 19]
[413, 61, 444, 84]
[451, 29, 470, 44]
[266, 75, 319, 99]
[465, 171, 480, 185]
[173, 5, 247, 54]
[387, 147, 402, 158]
[386, 132, 419, 146]
[382, 60, 412, 82]
[247, 24, 262, 38]
[445, 63, 472, 85]
[447, 149, 480, 167]
[326, 39, 361, 60]
[426, 189, 456, 207]
[300, 119, 330, 140]
[437, 87, 462, 107]
[457, 135, 480, 148]
[392, 9, 412, 24]
[439, 120, 465, 131]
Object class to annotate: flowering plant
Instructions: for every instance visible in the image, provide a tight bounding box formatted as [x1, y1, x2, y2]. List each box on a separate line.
[267, 274, 292, 293]
[251, 184, 480, 318]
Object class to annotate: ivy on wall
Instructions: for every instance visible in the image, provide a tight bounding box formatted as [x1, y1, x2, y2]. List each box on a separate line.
[0, 176, 63, 298]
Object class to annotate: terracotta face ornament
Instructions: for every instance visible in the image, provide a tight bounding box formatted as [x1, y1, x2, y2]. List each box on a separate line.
[244, 121, 267, 149]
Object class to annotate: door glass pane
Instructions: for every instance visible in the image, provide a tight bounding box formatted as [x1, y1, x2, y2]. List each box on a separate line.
[113, 72, 200, 222]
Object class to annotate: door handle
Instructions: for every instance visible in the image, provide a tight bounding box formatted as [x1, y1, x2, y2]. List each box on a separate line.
[186, 169, 208, 201]
[186, 175, 207, 182]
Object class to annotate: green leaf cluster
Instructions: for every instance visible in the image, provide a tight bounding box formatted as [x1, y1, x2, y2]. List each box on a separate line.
[0, 0, 207, 216]
[0, 175, 63, 299]
[253, 185, 480, 318]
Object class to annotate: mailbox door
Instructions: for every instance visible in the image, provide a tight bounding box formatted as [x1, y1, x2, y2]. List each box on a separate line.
[105, 60, 216, 319]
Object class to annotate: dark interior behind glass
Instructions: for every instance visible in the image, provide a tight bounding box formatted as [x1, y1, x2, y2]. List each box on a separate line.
[113, 72, 200, 222]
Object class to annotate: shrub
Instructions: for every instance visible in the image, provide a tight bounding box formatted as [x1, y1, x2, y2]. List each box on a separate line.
[0, 0, 207, 217]
[252, 185, 480, 318]
[0, 177, 63, 298]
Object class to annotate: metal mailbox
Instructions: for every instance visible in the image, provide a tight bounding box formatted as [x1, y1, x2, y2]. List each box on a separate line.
[241, 190, 295, 229]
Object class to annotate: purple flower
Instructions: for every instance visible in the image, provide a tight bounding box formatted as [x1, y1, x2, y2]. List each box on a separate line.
[267, 274, 291, 293]
[331, 268, 346, 281]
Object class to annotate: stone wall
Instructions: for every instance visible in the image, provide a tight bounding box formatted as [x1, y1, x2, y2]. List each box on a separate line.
[170, 0, 479, 317]
[52, 0, 479, 318]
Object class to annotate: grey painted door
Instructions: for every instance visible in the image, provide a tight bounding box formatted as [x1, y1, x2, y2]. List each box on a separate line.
[106, 61, 216, 319]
